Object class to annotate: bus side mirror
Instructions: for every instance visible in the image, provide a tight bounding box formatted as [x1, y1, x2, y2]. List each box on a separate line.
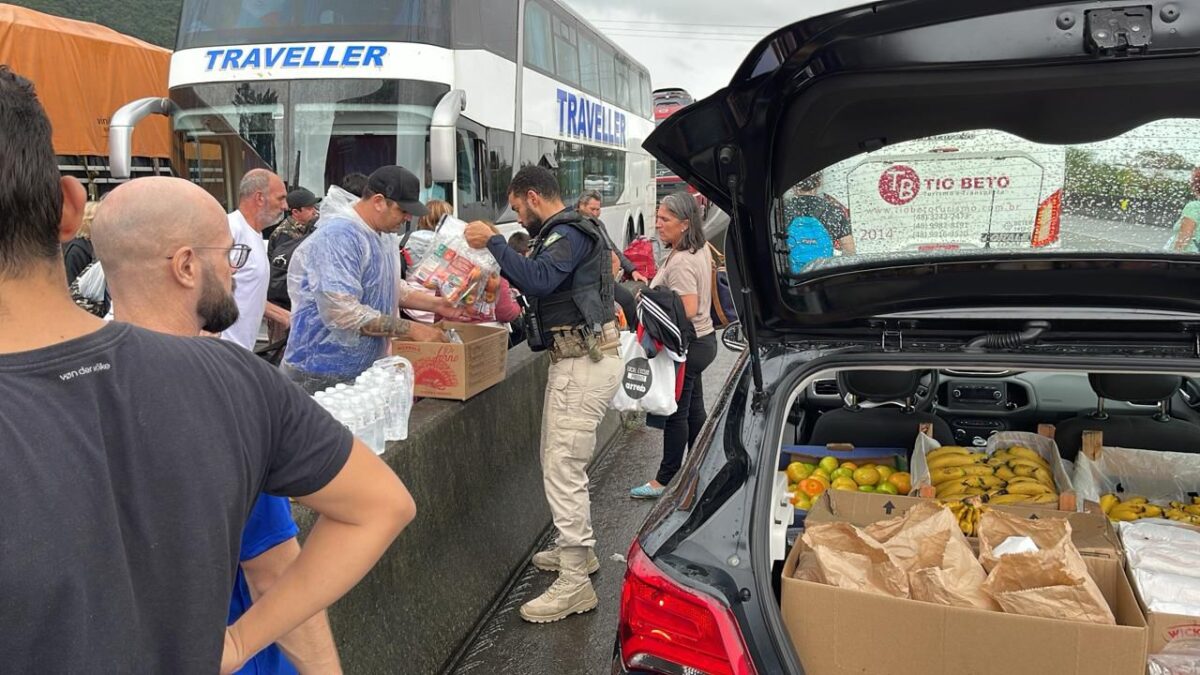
[430, 89, 467, 183]
[109, 97, 175, 180]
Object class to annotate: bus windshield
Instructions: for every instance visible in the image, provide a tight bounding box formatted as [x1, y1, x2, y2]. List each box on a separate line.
[177, 0, 452, 50]
[171, 78, 450, 207]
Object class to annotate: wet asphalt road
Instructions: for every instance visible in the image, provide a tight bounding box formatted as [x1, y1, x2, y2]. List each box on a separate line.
[449, 342, 741, 675]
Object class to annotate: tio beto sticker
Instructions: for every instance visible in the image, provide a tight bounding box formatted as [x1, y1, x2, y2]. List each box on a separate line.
[622, 357, 652, 399]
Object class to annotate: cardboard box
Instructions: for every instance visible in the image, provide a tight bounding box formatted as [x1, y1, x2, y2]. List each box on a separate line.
[782, 444, 909, 472]
[781, 490, 1147, 675]
[911, 428, 1078, 512]
[390, 322, 508, 400]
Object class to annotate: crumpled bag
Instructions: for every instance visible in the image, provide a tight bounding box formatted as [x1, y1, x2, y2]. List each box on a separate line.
[800, 522, 909, 598]
[977, 510, 1115, 625]
[865, 501, 997, 610]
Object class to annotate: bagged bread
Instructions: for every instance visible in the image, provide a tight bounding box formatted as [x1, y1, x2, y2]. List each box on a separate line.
[866, 501, 997, 610]
[977, 510, 1115, 624]
[799, 522, 908, 598]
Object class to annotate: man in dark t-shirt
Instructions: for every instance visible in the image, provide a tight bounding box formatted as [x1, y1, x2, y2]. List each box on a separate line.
[782, 171, 857, 255]
[0, 66, 414, 673]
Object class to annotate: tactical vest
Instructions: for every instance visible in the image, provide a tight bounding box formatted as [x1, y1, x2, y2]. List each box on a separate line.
[528, 209, 615, 343]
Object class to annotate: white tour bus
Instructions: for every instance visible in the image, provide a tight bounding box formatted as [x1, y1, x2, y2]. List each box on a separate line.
[813, 130, 1066, 255]
[111, 0, 656, 247]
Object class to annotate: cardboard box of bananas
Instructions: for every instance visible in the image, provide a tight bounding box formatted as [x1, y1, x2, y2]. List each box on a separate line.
[1100, 493, 1200, 525]
[928, 444, 1060, 505]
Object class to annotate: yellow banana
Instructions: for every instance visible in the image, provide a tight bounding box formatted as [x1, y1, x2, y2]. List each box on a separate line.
[1142, 504, 1164, 518]
[1193, 495, 1200, 506]
[1007, 446, 1045, 462]
[967, 452, 988, 463]
[1183, 504, 1200, 516]
[926, 446, 971, 459]
[1167, 508, 1189, 521]
[1012, 465, 1038, 478]
[1100, 494, 1120, 515]
[928, 454, 979, 470]
[988, 492, 1032, 505]
[1032, 467, 1056, 489]
[1007, 457, 1047, 472]
[930, 466, 967, 483]
[1029, 493, 1059, 505]
[960, 464, 995, 477]
[995, 466, 1016, 481]
[1006, 481, 1053, 496]
[988, 451, 1014, 464]
[1006, 476, 1040, 485]
[1170, 500, 1186, 510]
[1125, 496, 1149, 505]
[1109, 504, 1146, 521]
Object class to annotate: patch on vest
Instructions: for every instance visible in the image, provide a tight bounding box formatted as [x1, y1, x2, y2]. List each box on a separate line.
[542, 232, 565, 248]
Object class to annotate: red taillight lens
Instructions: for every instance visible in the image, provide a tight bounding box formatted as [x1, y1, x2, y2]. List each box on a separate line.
[1032, 189, 1063, 247]
[618, 542, 757, 675]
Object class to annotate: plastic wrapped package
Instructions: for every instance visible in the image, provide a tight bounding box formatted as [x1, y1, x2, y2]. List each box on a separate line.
[407, 215, 499, 308]
[286, 185, 398, 350]
[1120, 520, 1200, 616]
[1149, 639, 1200, 675]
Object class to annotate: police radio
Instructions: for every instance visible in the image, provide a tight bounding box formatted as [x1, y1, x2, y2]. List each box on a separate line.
[519, 293, 547, 351]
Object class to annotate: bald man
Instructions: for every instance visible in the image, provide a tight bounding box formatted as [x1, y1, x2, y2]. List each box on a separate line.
[225, 168, 290, 350]
[93, 177, 343, 674]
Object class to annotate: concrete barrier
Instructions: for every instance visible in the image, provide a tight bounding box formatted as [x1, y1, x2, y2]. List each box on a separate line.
[292, 344, 624, 674]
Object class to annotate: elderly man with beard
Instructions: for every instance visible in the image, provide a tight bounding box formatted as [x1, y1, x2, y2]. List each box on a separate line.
[225, 169, 291, 351]
[92, 176, 343, 674]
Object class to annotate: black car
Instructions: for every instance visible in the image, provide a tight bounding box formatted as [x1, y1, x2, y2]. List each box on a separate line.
[614, 1, 1200, 673]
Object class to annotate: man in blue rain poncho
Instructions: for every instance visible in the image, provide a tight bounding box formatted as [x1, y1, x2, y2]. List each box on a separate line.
[282, 166, 463, 394]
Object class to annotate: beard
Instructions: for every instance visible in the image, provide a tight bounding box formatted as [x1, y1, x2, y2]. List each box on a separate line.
[197, 265, 240, 334]
[525, 212, 546, 239]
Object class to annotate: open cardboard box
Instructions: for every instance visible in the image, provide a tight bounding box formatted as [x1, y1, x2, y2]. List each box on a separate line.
[389, 322, 508, 401]
[781, 490, 1147, 675]
[910, 424, 1078, 512]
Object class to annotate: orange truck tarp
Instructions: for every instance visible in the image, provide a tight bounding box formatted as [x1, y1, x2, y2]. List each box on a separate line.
[0, 4, 171, 158]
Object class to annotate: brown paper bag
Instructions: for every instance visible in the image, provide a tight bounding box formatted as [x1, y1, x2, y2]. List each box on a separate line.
[977, 509, 1075, 573]
[977, 510, 1116, 624]
[867, 501, 997, 610]
[800, 522, 909, 598]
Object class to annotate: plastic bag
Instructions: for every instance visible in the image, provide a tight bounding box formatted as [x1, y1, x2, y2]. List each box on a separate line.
[1120, 520, 1200, 616]
[1073, 443, 1200, 505]
[407, 215, 499, 309]
[611, 331, 678, 416]
[1149, 639, 1200, 675]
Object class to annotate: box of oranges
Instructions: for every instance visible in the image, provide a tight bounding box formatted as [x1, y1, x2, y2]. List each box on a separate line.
[780, 445, 912, 515]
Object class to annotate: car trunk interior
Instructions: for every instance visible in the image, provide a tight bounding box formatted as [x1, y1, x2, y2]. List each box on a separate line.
[763, 360, 1200, 610]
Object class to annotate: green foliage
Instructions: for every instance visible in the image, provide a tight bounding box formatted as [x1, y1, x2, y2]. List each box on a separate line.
[7, 0, 184, 48]
[1065, 147, 1191, 203]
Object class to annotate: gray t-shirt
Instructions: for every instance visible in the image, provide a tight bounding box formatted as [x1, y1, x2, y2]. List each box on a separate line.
[0, 322, 353, 672]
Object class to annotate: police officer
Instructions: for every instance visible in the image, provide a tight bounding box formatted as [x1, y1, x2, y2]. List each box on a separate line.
[465, 166, 621, 624]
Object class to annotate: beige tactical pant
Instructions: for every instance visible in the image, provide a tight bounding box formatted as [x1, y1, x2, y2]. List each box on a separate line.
[541, 351, 623, 549]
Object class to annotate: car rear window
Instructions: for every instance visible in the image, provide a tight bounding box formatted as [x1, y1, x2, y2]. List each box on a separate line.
[776, 119, 1200, 276]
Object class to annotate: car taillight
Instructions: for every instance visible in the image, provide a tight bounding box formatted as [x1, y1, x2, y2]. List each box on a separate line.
[1031, 189, 1062, 247]
[618, 541, 757, 675]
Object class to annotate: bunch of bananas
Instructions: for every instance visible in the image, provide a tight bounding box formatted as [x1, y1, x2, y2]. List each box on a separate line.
[941, 498, 989, 536]
[1102, 494, 1200, 525]
[928, 445, 1059, 506]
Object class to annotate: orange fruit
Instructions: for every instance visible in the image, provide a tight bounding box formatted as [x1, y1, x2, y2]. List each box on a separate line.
[888, 472, 912, 495]
[786, 462, 811, 484]
[832, 477, 859, 492]
[852, 467, 881, 487]
[798, 478, 826, 498]
[840, 461, 859, 471]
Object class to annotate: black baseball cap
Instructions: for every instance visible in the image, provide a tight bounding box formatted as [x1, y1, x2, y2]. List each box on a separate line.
[286, 187, 320, 211]
[366, 165, 429, 217]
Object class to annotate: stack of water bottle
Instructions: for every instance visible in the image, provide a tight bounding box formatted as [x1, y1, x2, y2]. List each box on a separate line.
[312, 357, 415, 455]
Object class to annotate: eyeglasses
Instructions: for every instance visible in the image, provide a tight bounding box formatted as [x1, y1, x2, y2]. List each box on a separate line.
[166, 244, 252, 270]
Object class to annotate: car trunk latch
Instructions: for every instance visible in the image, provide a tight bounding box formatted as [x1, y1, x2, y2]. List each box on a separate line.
[1085, 7, 1152, 56]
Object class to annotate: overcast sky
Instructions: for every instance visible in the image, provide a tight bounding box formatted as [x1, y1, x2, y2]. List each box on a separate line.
[562, 0, 862, 100]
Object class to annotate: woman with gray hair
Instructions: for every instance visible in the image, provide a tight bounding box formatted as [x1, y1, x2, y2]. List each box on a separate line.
[631, 191, 718, 499]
